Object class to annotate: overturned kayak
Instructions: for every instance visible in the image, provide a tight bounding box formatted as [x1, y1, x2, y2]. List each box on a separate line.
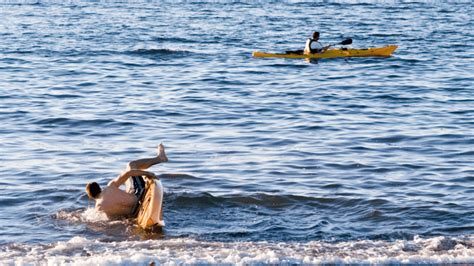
[252, 45, 398, 59]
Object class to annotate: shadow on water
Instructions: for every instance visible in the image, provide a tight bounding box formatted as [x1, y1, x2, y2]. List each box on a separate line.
[126, 48, 194, 60]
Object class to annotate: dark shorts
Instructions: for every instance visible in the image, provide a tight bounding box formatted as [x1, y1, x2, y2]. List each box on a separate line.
[130, 176, 146, 217]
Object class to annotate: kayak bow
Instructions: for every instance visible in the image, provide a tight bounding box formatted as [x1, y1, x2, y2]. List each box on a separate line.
[252, 45, 398, 59]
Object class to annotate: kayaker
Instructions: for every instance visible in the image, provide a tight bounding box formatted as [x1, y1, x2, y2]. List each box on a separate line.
[304, 31, 331, 54]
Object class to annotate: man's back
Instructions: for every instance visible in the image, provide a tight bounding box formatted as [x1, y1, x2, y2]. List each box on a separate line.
[96, 185, 137, 218]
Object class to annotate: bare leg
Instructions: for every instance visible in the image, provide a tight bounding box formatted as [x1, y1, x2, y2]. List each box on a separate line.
[127, 143, 168, 170]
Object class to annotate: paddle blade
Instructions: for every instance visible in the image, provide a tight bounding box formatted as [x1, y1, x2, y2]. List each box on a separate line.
[340, 38, 352, 45]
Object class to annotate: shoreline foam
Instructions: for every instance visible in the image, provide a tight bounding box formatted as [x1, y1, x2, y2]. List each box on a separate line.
[2, 235, 473, 265]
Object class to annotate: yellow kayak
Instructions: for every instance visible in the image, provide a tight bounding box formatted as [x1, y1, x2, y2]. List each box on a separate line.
[252, 45, 398, 59]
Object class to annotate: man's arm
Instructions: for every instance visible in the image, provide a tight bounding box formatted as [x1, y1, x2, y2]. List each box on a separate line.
[108, 169, 157, 187]
[321, 45, 331, 52]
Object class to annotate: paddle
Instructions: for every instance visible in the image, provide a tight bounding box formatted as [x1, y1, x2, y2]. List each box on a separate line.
[320, 38, 352, 53]
[285, 38, 352, 54]
[328, 38, 352, 47]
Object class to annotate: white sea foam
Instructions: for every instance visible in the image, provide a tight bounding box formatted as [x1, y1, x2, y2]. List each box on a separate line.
[80, 208, 109, 222]
[1, 235, 473, 265]
[55, 208, 109, 223]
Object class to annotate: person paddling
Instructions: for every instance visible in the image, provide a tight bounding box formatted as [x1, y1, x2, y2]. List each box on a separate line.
[85, 144, 168, 219]
[304, 31, 331, 54]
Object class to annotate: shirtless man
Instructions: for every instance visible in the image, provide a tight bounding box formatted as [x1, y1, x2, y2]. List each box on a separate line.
[85, 144, 168, 218]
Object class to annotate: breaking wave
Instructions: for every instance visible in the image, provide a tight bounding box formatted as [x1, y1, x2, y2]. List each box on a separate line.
[1, 235, 473, 265]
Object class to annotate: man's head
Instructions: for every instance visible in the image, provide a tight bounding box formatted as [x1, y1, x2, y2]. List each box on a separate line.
[312, 31, 320, 40]
[85, 182, 102, 199]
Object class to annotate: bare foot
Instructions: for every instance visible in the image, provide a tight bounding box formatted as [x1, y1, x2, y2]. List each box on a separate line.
[157, 143, 168, 162]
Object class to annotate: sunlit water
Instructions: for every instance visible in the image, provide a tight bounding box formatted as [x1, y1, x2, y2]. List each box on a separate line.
[0, 1, 473, 264]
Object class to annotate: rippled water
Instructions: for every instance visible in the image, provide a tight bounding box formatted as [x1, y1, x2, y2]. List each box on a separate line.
[0, 1, 473, 264]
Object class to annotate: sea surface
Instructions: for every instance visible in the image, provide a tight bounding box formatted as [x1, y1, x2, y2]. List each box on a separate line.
[0, 1, 473, 264]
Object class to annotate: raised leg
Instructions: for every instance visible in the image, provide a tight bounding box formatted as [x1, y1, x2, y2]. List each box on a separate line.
[127, 143, 168, 170]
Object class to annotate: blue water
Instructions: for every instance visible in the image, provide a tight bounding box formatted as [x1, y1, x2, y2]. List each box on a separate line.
[0, 1, 473, 264]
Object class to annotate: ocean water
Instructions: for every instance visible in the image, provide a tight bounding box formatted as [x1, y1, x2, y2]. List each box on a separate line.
[0, 1, 473, 264]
